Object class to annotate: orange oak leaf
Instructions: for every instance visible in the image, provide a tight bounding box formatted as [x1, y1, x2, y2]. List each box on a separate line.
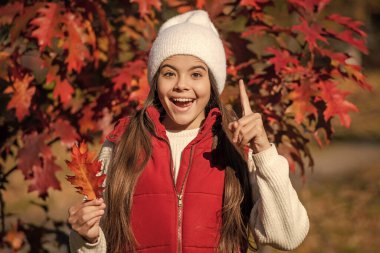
[30, 2, 63, 50]
[130, 0, 161, 16]
[286, 82, 317, 124]
[18, 131, 51, 178]
[327, 14, 366, 37]
[328, 29, 368, 54]
[318, 80, 359, 128]
[292, 18, 328, 51]
[53, 78, 75, 105]
[112, 59, 146, 91]
[51, 119, 80, 147]
[318, 48, 349, 65]
[4, 75, 35, 121]
[66, 141, 106, 200]
[46, 67, 75, 106]
[79, 105, 97, 134]
[63, 13, 92, 73]
[10, 2, 44, 42]
[28, 157, 61, 199]
[129, 71, 150, 108]
[266, 47, 299, 74]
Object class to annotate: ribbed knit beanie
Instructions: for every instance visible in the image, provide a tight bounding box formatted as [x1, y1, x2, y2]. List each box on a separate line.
[147, 10, 226, 94]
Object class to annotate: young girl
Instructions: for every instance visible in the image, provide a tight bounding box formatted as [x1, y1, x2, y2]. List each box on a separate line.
[68, 10, 309, 253]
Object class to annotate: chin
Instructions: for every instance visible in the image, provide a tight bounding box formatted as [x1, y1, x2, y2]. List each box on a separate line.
[167, 113, 198, 128]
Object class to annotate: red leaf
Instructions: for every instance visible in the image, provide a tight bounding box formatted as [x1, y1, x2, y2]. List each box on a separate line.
[129, 71, 150, 108]
[79, 105, 97, 134]
[286, 82, 317, 124]
[66, 141, 106, 200]
[10, 3, 44, 42]
[46, 67, 76, 106]
[318, 48, 349, 65]
[30, 3, 63, 50]
[327, 14, 366, 37]
[112, 59, 146, 91]
[328, 29, 368, 54]
[318, 81, 359, 128]
[28, 157, 61, 199]
[52, 119, 80, 147]
[63, 13, 92, 73]
[130, 0, 161, 16]
[4, 75, 35, 121]
[292, 18, 328, 51]
[53, 79, 75, 106]
[266, 47, 299, 74]
[18, 131, 51, 179]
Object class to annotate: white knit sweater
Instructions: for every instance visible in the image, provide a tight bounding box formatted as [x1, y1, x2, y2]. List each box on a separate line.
[69, 131, 309, 252]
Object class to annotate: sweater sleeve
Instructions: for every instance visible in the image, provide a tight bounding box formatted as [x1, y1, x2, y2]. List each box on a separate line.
[248, 144, 309, 251]
[69, 140, 114, 253]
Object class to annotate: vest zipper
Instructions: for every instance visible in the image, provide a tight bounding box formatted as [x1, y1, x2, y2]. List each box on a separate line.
[177, 146, 194, 253]
[161, 137, 195, 253]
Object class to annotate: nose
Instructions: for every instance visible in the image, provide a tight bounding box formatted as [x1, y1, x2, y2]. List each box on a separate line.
[173, 75, 189, 91]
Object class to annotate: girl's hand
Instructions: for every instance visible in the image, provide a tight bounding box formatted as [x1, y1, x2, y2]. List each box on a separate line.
[228, 79, 271, 154]
[67, 198, 106, 243]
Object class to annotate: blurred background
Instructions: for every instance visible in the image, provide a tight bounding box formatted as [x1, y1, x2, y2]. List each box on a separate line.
[1, 0, 379, 252]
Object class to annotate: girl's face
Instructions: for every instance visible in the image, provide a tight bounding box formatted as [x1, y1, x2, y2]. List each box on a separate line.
[157, 54, 211, 131]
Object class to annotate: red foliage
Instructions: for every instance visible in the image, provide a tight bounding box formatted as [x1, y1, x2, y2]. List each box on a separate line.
[3, 75, 35, 121]
[0, 0, 371, 196]
[28, 158, 61, 199]
[0, 1, 372, 249]
[17, 132, 52, 179]
[0, 0, 370, 190]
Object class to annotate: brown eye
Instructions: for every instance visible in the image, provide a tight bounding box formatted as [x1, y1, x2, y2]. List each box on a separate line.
[163, 72, 175, 77]
[192, 72, 202, 78]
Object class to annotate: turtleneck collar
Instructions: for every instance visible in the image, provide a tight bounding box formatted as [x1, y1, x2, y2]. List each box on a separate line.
[146, 105, 221, 145]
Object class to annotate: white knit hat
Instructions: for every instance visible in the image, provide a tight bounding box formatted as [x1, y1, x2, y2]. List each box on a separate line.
[147, 10, 226, 94]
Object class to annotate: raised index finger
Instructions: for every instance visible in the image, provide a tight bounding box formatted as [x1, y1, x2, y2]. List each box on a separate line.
[239, 79, 252, 116]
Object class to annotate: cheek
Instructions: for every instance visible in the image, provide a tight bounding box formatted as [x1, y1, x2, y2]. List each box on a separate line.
[196, 81, 211, 101]
[157, 80, 168, 100]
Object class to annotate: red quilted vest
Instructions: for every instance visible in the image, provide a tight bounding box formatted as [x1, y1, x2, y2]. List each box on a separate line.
[106, 106, 226, 253]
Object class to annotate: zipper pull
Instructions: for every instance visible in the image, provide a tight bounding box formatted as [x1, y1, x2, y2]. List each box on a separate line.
[177, 194, 183, 207]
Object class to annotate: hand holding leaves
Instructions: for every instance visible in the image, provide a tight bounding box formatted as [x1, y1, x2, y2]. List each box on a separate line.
[228, 79, 271, 154]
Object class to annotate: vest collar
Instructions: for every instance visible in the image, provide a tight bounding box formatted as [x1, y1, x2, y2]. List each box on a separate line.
[146, 105, 221, 145]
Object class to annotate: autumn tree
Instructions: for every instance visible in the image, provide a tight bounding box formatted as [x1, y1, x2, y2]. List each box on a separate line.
[0, 0, 370, 251]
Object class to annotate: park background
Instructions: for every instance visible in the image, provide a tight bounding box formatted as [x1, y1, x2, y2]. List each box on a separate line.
[0, 0, 379, 252]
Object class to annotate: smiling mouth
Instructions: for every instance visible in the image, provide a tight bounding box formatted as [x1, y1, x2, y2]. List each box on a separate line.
[170, 97, 195, 108]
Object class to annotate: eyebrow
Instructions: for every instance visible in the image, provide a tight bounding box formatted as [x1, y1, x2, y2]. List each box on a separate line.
[160, 64, 207, 72]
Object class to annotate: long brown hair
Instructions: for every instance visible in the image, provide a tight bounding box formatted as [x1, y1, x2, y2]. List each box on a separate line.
[102, 66, 256, 253]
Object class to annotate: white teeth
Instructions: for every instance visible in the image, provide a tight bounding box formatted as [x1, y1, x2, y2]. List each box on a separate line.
[172, 98, 194, 102]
